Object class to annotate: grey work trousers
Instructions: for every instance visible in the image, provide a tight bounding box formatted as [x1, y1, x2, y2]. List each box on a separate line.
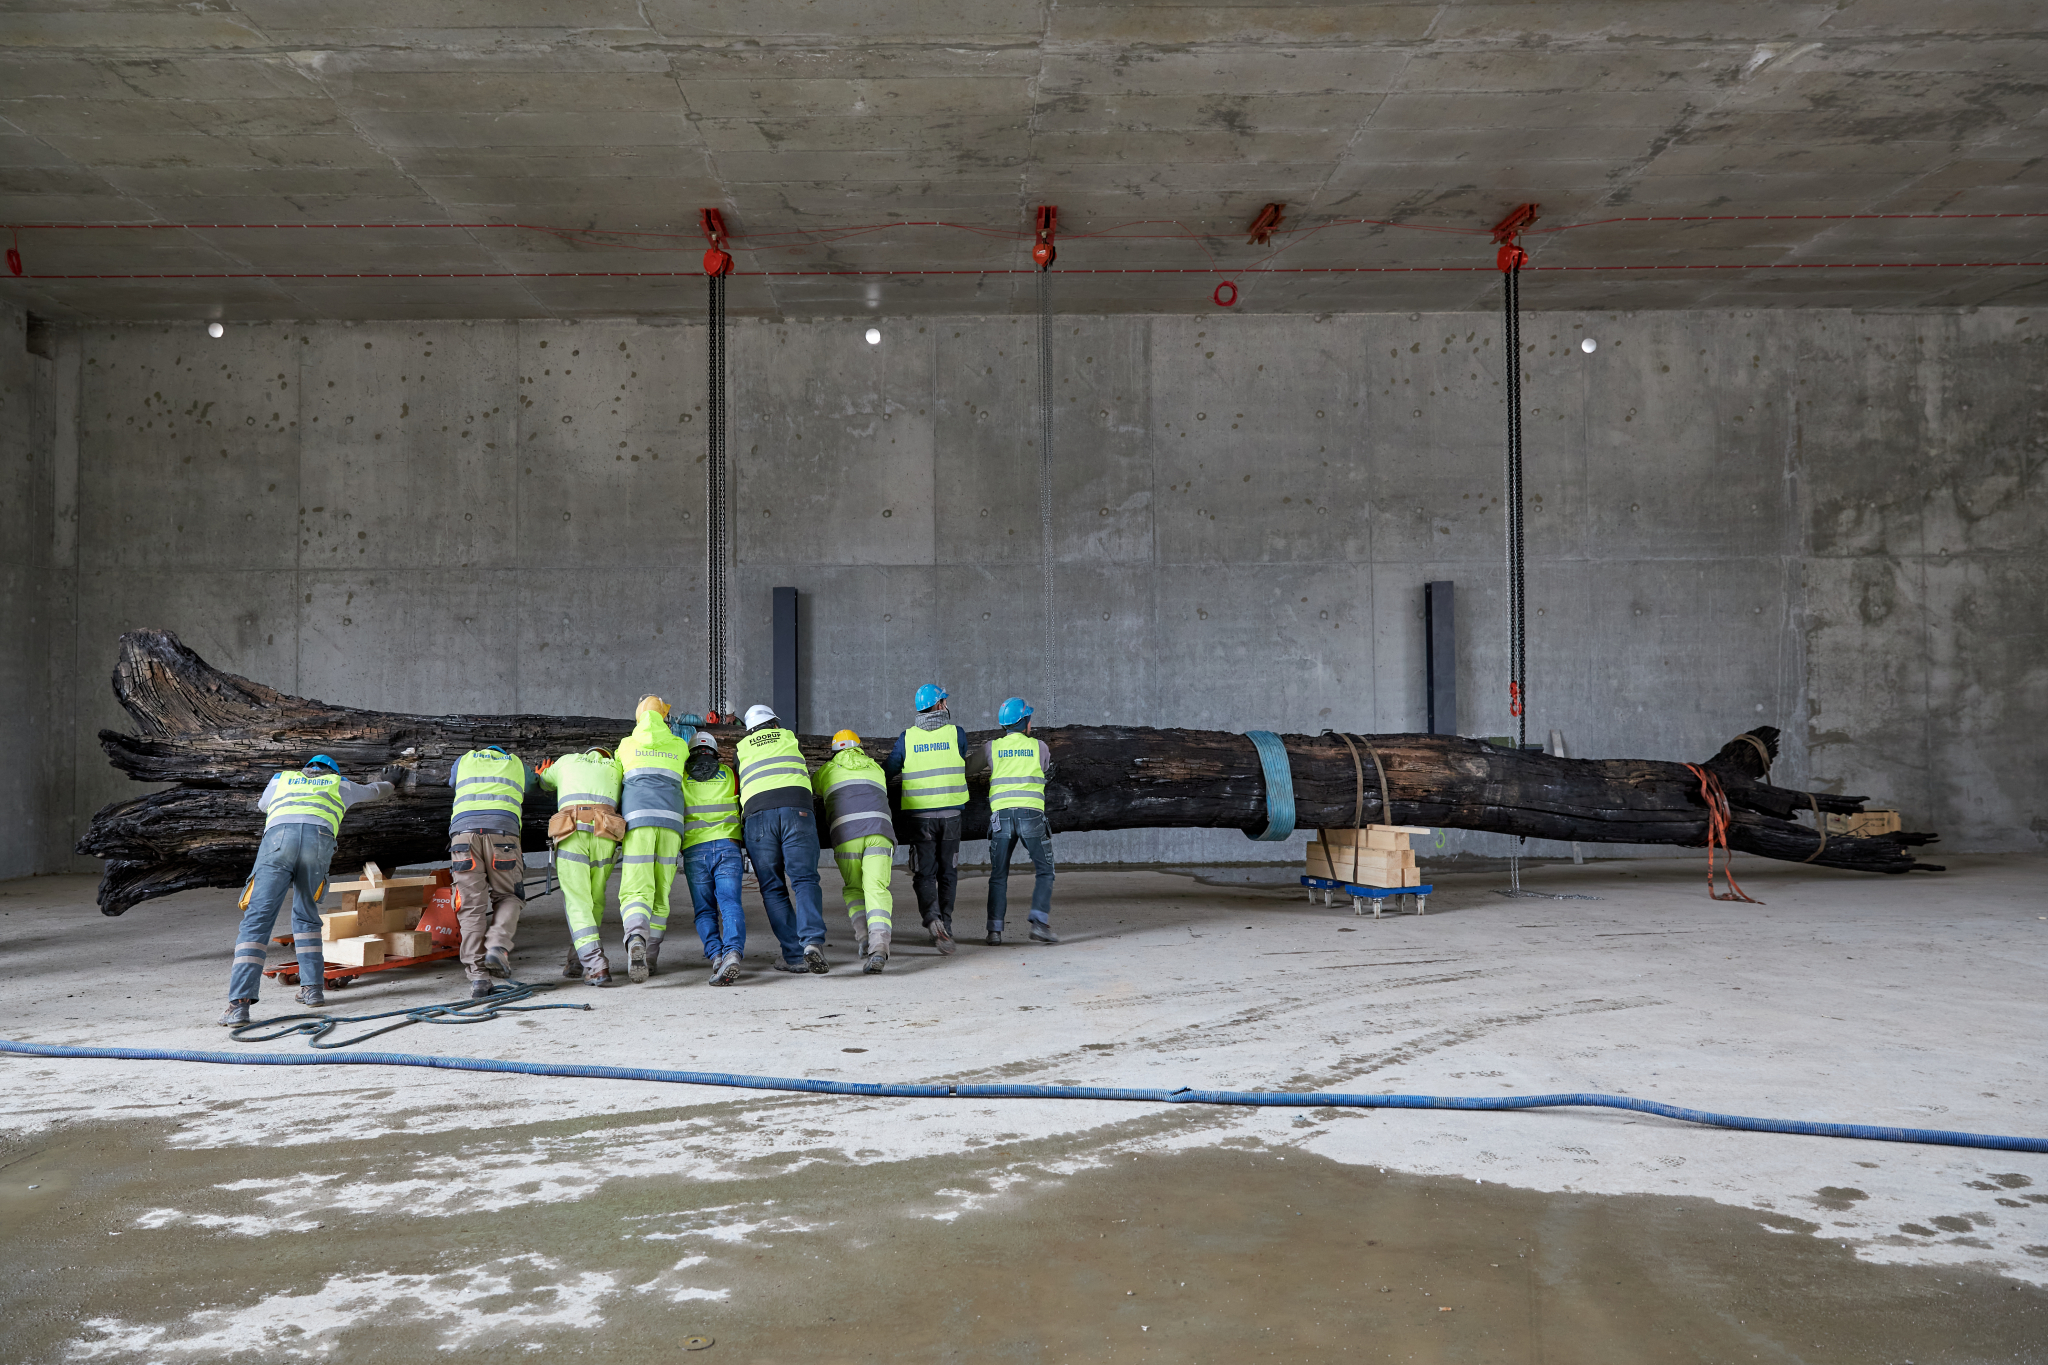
[448, 829, 524, 979]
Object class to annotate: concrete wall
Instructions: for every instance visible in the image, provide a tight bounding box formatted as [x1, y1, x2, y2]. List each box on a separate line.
[28, 308, 2045, 873]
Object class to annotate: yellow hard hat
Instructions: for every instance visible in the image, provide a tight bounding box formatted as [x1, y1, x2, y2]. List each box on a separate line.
[831, 729, 861, 751]
[636, 695, 670, 719]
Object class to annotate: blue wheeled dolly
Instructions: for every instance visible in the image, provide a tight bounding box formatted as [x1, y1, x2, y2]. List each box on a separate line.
[1301, 876, 1432, 918]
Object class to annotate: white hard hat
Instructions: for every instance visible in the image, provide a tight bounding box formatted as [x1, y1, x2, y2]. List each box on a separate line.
[743, 704, 778, 729]
[690, 731, 719, 752]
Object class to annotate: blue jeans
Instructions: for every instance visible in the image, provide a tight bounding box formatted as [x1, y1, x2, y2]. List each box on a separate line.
[685, 839, 746, 961]
[230, 823, 336, 1001]
[987, 807, 1055, 931]
[743, 806, 825, 965]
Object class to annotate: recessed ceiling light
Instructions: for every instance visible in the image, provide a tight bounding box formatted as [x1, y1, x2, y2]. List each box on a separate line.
[207, 322, 225, 338]
[1580, 337, 1597, 353]
[865, 327, 881, 345]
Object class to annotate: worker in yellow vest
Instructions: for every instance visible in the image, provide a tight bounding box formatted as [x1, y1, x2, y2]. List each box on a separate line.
[814, 729, 896, 973]
[736, 704, 829, 974]
[681, 731, 747, 985]
[446, 744, 537, 998]
[219, 754, 397, 1026]
[539, 747, 625, 985]
[882, 683, 964, 954]
[981, 697, 1058, 945]
[615, 695, 691, 983]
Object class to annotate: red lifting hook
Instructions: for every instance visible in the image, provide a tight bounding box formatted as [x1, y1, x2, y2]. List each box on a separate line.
[1032, 205, 1058, 268]
[699, 208, 733, 277]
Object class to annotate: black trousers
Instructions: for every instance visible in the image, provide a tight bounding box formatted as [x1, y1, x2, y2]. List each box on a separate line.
[907, 810, 961, 927]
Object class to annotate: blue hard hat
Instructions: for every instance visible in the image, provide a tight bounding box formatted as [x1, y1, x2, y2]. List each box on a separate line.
[997, 697, 1033, 727]
[914, 683, 948, 712]
[306, 754, 340, 772]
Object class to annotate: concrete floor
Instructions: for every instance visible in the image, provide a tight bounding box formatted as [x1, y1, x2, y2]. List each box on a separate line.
[2, 854, 2045, 1361]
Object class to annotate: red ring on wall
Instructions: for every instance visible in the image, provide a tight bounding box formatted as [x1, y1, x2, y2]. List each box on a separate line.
[1213, 280, 1238, 307]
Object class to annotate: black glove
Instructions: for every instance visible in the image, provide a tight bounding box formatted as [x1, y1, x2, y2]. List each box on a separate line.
[376, 764, 411, 789]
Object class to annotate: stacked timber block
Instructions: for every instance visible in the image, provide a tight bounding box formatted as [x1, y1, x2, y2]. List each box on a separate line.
[1306, 825, 1431, 888]
[1822, 809, 1901, 838]
[322, 862, 444, 964]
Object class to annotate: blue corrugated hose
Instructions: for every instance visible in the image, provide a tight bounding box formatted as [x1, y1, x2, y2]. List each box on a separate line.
[1, 1038, 2040, 1153]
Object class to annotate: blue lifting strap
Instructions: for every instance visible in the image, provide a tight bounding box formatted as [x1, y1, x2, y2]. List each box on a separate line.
[1244, 730, 1296, 841]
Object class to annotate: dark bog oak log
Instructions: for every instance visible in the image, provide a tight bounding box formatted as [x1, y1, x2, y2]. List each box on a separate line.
[80, 630, 1940, 915]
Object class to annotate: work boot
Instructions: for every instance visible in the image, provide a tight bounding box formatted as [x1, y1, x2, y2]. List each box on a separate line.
[469, 978, 498, 1001]
[710, 952, 742, 986]
[854, 932, 869, 961]
[862, 951, 887, 975]
[1030, 924, 1060, 945]
[627, 933, 650, 984]
[293, 983, 327, 1008]
[562, 947, 584, 980]
[986, 927, 1004, 946]
[583, 966, 612, 987]
[930, 919, 956, 956]
[644, 940, 661, 977]
[804, 943, 830, 975]
[772, 959, 809, 974]
[218, 1000, 252, 1027]
[482, 947, 511, 978]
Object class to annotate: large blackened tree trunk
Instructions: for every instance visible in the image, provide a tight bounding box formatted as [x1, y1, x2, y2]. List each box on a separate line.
[79, 630, 1938, 916]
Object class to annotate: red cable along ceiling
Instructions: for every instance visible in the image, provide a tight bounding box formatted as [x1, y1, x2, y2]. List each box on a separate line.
[4, 210, 2045, 281]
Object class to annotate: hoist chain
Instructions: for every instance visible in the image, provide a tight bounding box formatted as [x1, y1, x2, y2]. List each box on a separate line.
[1037, 265, 1058, 722]
[706, 271, 730, 717]
[1502, 262, 1526, 752]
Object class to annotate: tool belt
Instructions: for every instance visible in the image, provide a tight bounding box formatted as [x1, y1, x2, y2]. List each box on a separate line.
[548, 803, 626, 844]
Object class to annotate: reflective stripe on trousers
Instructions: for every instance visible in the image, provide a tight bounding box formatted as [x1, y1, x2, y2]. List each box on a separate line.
[619, 827, 683, 942]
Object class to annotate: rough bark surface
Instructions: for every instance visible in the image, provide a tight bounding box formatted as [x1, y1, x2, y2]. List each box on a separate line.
[80, 630, 1939, 915]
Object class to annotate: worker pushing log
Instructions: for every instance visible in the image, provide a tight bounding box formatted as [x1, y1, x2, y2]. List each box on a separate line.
[80, 629, 1938, 918]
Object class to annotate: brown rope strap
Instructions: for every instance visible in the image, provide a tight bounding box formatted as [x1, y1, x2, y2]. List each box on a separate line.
[1332, 733, 1391, 827]
[1334, 733, 1365, 830]
[1803, 792, 1830, 863]
[1735, 732, 1773, 775]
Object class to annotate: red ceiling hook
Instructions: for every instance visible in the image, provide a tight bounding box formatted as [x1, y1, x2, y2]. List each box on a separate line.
[1491, 203, 1539, 273]
[1032, 205, 1058, 268]
[1246, 203, 1286, 246]
[699, 208, 733, 277]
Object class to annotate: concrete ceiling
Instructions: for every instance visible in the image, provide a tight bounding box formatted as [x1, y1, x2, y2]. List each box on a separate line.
[2, 1, 2045, 320]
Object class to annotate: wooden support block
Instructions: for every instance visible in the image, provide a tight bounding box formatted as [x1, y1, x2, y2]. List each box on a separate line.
[337, 900, 387, 935]
[1359, 850, 1418, 870]
[328, 934, 386, 967]
[320, 910, 359, 941]
[329, 875, 438, 895]
[1822, 809, 1901, 838]
[383, 930, 435, 958]
[1320, 827, 1414, 852]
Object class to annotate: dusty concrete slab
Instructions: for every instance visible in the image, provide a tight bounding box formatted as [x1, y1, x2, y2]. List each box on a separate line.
[2, 852, 2043, 1359]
